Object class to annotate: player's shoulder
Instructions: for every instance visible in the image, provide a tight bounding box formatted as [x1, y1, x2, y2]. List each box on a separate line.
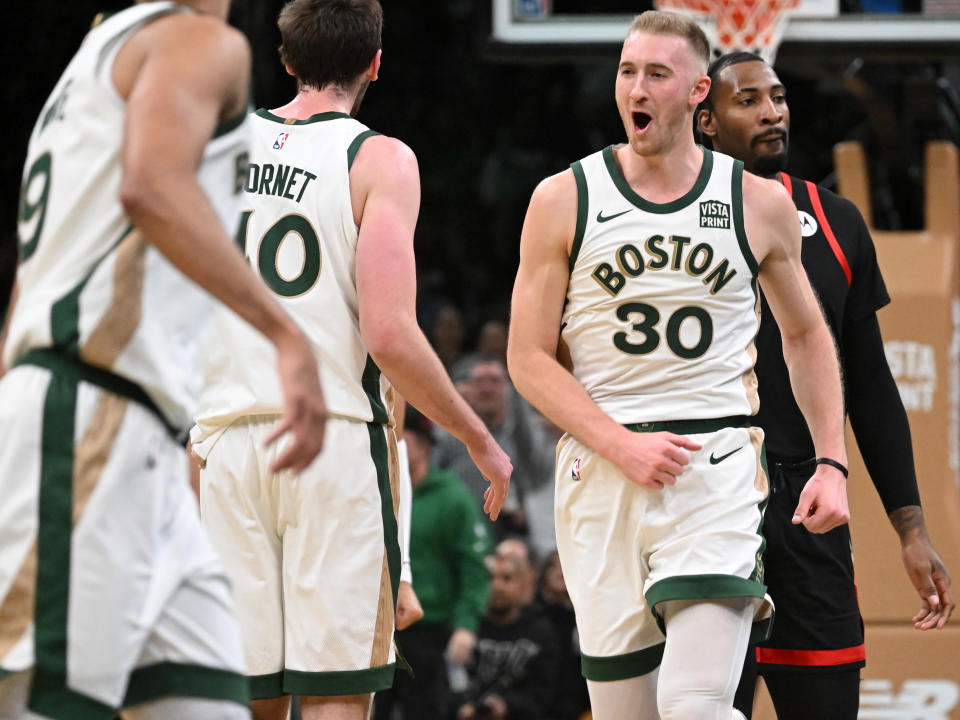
[353, 133, 417, 166]
[742, 169, 795, 220]
[531, 167, 578, 211]
[142, 10, 250, 63]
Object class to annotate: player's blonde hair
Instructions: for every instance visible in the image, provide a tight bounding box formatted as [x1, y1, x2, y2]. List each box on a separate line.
[626, 10, 711, 71]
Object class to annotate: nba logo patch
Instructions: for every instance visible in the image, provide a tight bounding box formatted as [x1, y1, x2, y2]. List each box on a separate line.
[571, 457, 583, 482]
[273, 132, 289, 150]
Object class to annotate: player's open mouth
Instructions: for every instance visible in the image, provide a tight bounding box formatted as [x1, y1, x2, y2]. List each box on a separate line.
[633, 112, 652, 134]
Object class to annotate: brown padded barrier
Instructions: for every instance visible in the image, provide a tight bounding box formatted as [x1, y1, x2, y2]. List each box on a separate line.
[753, 142, 960, 719]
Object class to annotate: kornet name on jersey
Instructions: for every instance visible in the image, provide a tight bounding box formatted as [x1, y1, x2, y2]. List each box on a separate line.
[560, 146, 760, 424]
[193, 109, 388, 444]
[7, 2, 249, 433]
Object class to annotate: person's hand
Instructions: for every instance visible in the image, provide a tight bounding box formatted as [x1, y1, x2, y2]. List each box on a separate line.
[609, 429, 701, 489]
[901, 531, 954, 630]
[483, 694, 507, 720]
[395, 580, 424, 630]
[468, 434, 512, 520]
[266, 329, 327, 473]
[791, 465, 849, 533]
[447, 627, 477, 667]
[457, 703, 477, 720]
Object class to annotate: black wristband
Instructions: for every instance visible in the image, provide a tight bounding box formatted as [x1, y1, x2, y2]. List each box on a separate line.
[816, 457, 849, 478]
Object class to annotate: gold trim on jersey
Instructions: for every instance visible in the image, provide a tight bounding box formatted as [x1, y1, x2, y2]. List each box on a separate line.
[80, 230, 147, 369]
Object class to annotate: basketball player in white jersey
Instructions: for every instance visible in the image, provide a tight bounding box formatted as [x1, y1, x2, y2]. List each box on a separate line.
[190, 2, 512, 719]
[507, 11, 849, 720]
[0, 2, 329, 719]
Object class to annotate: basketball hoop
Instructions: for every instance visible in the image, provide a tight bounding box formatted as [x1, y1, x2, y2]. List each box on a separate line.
[654, 0, 801, 64]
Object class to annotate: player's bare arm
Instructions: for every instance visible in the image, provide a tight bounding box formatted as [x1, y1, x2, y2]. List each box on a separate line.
[507, 171, 700, 490]
[0, 280, 16, 378]
[115, 14, 326, 474]
[747, 174, 848, 533]
[352, 135, 512, 519]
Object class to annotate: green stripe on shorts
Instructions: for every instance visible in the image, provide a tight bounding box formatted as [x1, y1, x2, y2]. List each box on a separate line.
[124, 662, 250, 708]
[248, 671, 284, 700]
[29, 370, 116, 720]
[284, 664, 397, 696]
[581, 643, 665, 681]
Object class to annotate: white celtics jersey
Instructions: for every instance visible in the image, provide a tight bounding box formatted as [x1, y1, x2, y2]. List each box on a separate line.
[561, 146, 760, 423]
[193, 108, 388, 445]
[6, 2, 250, 433]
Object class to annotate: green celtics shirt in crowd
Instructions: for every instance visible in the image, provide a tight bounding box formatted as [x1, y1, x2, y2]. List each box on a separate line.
[411, 468, 492, 632]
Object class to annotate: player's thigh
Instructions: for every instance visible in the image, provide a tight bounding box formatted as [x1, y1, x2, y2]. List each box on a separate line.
[200, 419, 284, 680]
[554, 434, 664, 680]
[280, 419, 399, 689]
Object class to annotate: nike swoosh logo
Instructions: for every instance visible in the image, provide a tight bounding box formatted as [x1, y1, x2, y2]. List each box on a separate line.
[709, 446, 743, 464]
[596, 209, 632, 223]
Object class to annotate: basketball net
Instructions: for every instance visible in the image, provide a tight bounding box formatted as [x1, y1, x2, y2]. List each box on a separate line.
[654, 0, 800, 64]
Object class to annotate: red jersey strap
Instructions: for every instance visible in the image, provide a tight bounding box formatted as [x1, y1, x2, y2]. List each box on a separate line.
[804, 179, 852, 288]
[779, 171, 793, 197]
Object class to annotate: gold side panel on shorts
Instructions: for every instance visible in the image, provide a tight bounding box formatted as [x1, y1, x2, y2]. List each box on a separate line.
[748, 427, 768, 497]
[384, 384, 397, 429]
[386, 426, 400, 517]
[369, 552, 394, 668]
[80, 230, 147, 369]
[0, 541, 38, 663]
[73, 393, 128, 526]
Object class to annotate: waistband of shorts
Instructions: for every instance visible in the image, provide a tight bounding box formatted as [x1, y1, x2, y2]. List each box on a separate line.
[766, 455, 816, 471]
[624, 415, 751, 434]
[15, 348, 182, 440]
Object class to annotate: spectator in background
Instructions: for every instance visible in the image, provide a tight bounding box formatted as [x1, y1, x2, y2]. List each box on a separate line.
[433, 353, 555, 541]
[538, 551, 591, 720]
[375, 408, 492, 720]
[476, 319, 509, 363]
[494, 537, 539, 609]
[430, 302, 466, 370]
[453, 553, 560, 720]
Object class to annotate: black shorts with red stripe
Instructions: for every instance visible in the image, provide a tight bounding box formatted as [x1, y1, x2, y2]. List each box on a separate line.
[757, 458, 865, 674]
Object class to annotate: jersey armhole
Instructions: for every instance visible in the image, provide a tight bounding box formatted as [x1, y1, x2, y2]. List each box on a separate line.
[569, 161, 588, 272]
[347, 129, 381, 171]
[731, 159, 760, 276]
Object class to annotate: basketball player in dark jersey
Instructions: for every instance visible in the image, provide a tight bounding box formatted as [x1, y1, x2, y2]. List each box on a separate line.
[696, 52, 954, 719]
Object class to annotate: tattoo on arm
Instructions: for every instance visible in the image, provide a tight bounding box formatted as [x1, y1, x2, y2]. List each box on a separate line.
[889, 505, 925, 539]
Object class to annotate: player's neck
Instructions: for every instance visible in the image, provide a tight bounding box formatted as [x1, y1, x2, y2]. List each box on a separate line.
[616, 139, 705, 204]
[271, 87, 356, 121]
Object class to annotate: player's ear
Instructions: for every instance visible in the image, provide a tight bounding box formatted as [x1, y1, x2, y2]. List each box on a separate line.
[691, 74, 711, 106]
[697, 107, 717, 140]
[366, 49, 382, 82]
[284, 62, 295, 78]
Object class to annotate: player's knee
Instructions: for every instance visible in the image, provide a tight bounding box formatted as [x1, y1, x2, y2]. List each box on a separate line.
[657, 690, 727, 720]
[124, 697, 251, 720]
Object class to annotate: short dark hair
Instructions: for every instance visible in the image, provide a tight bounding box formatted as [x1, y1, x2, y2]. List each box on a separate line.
[695, 50, 765, 145]
[278, 0, 383, 91]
